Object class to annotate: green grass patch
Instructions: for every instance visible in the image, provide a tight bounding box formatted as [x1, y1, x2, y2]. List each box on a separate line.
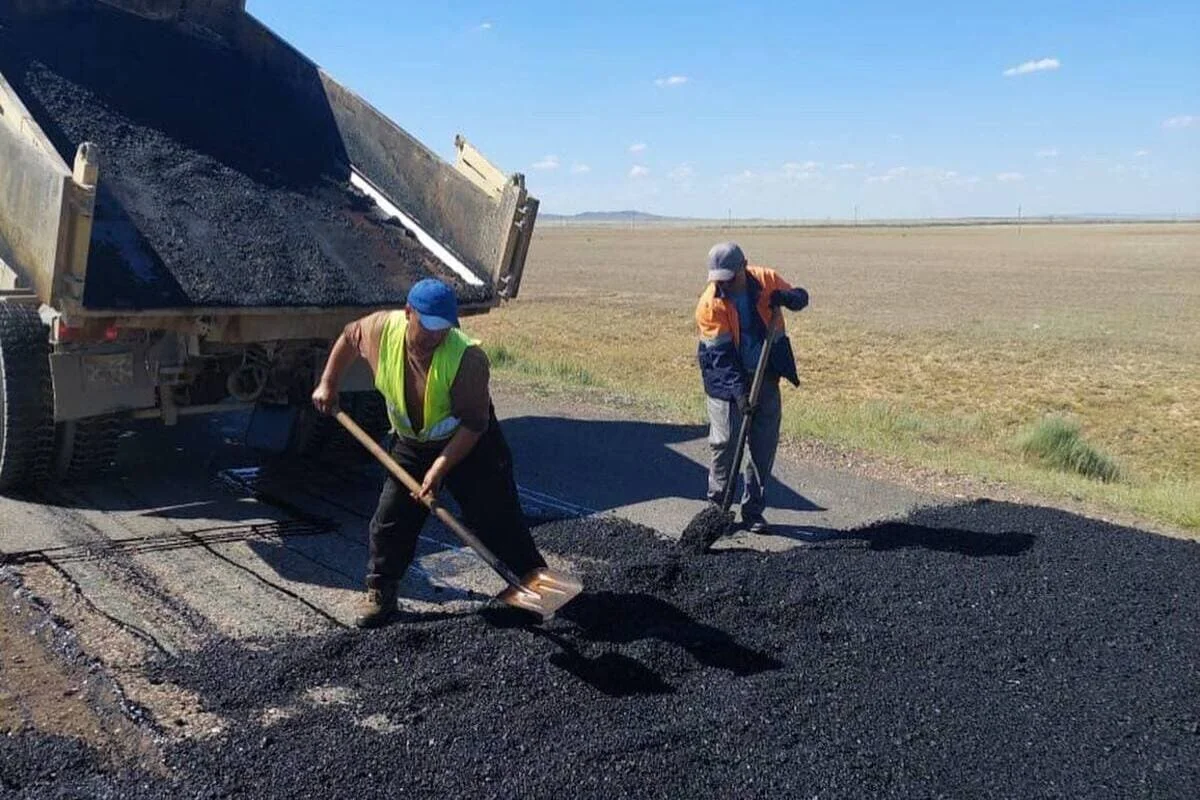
[471, 303, 1198, 534]
[484, 345, 599, 387]
[1017, 415, 1123, 483]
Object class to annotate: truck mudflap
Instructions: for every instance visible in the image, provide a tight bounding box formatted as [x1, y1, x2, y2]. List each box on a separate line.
[49, 345, 156, 421]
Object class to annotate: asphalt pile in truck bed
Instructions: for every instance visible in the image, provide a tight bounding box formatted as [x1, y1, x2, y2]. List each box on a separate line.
[4, 501, 1198, 798]
[0, 6, 492, 310]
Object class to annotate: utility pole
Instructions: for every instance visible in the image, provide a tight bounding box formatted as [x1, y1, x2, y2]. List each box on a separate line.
[854, 204, 859, 226]
[1017, 203, 1022, 236]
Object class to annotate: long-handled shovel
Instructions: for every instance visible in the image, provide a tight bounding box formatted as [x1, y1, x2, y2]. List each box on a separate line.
[679, 309, 782, 553]
[335, 411, 583, 619]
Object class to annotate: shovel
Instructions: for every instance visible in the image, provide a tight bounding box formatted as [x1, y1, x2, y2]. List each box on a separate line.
[679, 308, 782, 553]
[335, 411, 583, 620]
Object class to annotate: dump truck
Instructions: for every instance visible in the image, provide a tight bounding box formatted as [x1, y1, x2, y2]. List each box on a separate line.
[0, 0, 538, 489]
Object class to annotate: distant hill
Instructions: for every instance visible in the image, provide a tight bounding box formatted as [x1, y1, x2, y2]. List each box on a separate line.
[537, 209, 1198, 227]
[540, 210, 680, 223]
[540, 211, 1195, 226]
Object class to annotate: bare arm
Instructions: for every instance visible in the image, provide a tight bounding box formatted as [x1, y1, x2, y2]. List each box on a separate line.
[415, 346, 492, 500]
[415, 426, 483, 502]
[311, 332, 359, 415]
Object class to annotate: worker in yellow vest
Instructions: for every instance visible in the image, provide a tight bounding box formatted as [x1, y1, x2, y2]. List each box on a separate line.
[311, 279, 548, 627]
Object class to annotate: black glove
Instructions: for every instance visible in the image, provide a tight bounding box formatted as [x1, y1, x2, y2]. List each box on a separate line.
[734, 394, 750, 414]
[770, 287, 809, 310]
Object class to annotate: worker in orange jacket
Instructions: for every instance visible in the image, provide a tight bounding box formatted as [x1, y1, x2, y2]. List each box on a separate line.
[695, 242, 808, 533]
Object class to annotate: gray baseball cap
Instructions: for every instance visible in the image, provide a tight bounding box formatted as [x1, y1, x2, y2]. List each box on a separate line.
[707, 241, 747, 282]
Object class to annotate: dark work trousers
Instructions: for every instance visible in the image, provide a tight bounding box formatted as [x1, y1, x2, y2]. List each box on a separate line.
[366, 408, 546, 591]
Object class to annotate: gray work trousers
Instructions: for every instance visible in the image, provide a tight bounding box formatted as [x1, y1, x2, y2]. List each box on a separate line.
[706, 378, 782, 520]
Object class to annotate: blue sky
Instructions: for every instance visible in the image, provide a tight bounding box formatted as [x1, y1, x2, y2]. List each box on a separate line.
[249, 1, 1198, 219]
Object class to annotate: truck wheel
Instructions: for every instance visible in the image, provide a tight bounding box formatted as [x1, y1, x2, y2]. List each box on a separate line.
[289, 391, 389, 461]
[54, 415, 123, 482]
[0, 304, 55, 491]
[334, 391, 389, 460]
[346, 391, 389, 443]
[288, 403, 332, 457]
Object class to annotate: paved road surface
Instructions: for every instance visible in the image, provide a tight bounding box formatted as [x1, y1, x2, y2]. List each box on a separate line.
[0, 384, 937, 650]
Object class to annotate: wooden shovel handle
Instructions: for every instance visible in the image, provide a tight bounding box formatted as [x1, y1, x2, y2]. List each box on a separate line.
[334, 411, 528, 591]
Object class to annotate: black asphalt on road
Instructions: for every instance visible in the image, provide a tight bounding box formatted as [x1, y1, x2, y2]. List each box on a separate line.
[4, 498, 1198, 798]
[1, 386, 1197, 797]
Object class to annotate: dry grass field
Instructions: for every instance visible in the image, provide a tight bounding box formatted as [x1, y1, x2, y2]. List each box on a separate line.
[465, 223, 1200, 532]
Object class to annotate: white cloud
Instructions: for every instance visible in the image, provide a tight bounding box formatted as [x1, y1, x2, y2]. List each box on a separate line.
[835, 162, 860, 171]
[478, 22, 492, 30]
[865, 166, 978, 186]
[668, 164, 695, 182]
[1162, 115, 1196, 130]
[726, 169, 760, 186]
[1134, 149, 1150, 158]
[1036, 148, 1059, 158]
[532, 155, 560, 170]
[629, 143, 647, 154]
[867, 166, 910, 184]
[654, 75, 689, 87]
[782, 161, 822, 181]
[1003, 57, 1061, 77]
[996, 172, 1026, 183]
[570, 163, 591, 174]
[629, 165, 650, 178]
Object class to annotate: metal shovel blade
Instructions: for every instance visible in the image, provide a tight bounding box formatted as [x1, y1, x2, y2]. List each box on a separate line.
[497, 567, 584, 619]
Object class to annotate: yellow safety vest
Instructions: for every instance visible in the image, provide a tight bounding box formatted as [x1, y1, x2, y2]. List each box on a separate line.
[375, 314, 476, 441]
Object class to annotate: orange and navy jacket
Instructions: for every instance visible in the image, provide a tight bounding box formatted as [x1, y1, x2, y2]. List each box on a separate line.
[695, 265, 808, 400]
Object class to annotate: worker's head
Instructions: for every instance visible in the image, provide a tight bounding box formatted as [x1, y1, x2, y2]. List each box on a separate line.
[405, 278, 458, 356]
[707, 241, 747, 292]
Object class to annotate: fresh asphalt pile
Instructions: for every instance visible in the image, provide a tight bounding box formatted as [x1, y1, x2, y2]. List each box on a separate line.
[0, 6, 491, 310]
[4, 500, 1198, 798]
[679, 503, 735, 552]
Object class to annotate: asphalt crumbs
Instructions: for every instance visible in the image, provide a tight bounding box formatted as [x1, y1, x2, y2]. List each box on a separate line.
[3, 500, 1197, 798]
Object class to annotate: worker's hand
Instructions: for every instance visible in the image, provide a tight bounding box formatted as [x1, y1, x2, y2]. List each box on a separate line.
[769, 287, 809, 312]
[414, 457, 450, 504]
[735, 393, 750, 415]
[311, 381, 338, 416]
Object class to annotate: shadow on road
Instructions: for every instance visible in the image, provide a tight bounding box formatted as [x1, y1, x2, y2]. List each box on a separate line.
[502, 415, 824, 514]
[482, 590, 783, 697]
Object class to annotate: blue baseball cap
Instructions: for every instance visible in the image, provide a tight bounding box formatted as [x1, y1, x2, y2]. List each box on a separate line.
[406, 278, 459, 331]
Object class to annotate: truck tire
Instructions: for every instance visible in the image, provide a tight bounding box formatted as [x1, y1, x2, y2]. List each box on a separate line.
[54, 415, 123, 482]
[345, 391, 389, 444]
[0, 304, 55, 491]
[289, 390, 389, 461]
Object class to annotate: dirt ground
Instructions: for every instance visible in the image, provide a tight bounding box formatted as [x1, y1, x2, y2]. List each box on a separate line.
[519, 223, 1200, 349]
[0, 578, 159, 767]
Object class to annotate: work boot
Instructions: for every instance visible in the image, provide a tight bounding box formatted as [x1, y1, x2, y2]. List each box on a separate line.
[354, 584, 399, 629]
[741, 512, 773, 535]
